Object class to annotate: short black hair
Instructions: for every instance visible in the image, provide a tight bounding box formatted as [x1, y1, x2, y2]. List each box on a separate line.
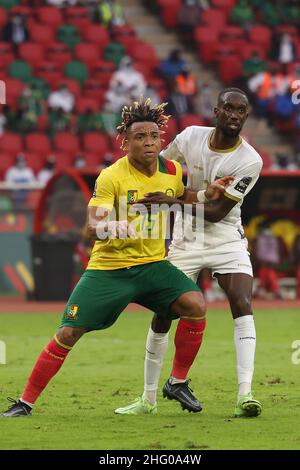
[218, 87, 249, 105]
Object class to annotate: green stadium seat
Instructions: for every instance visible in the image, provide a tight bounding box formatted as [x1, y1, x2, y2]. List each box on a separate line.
[57, 24, 81, 50]
[0, 0, 19, 9]
[8, 60, 32, 83]
[64, 60, 88, 84]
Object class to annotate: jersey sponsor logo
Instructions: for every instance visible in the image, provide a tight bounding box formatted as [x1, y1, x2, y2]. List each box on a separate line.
[165, 188, 175, 197]
[234, 177, 252, 194]
[66, 304, 79, 319]
[92, 181, 97, 198]
[127, 190, 138, 203]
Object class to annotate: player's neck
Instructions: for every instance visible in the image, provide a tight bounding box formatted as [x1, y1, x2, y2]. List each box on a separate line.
[210, 128, 240, 151]
[128, 157, 157, 177]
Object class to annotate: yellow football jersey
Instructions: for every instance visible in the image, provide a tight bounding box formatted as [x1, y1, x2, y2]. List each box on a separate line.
[87, 155, 184, 269]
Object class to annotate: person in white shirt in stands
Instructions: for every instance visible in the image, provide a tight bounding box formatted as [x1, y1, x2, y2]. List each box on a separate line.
[109, 56, 146, 102]
[5, 154, 35, 185]
[37, 155, 56, 186]
[115, 88, 263, 418]
[48, 84, 75, 114]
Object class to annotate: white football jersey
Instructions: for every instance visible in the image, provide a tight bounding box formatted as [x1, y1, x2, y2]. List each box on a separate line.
[162, 126, 263, 249]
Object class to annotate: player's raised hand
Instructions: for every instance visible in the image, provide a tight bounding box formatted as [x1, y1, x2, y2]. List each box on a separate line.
[205, 176, 234, 201]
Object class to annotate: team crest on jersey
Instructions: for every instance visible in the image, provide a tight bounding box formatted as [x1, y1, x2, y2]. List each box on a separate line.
[127, 190, 138, 203]
[234, 177, 252, 194]
[92, 181, 97, 198]
[165, 188, 175, 197]
[66, 304, 79, 319]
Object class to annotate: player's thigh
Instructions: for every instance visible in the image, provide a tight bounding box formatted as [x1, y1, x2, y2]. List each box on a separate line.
[135, 260, 201, 320]
[60, 269, 135, 331]
[167, 246, 201, 283]
[206, 248, 253, 279]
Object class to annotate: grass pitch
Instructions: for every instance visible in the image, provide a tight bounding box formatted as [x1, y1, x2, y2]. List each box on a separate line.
[0, 308, 299, 450]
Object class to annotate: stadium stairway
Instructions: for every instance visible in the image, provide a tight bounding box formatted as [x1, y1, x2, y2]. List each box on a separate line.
[120, 0, 293, 163]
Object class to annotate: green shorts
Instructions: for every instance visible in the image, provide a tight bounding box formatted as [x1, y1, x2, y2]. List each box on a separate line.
[60, 260, 200, 331]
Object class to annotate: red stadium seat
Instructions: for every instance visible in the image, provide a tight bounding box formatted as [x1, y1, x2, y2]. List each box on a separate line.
[24, 152, 45, 173]
[35, 61, 63, 88]
[0, 7, 7, 29]
[0, 133, 22, 156]
[218, 55, 242, 83]
[0, 152, 15, 179]
[82, 81, 106, 107]
[83, 152, 101, 169]
[47, 42, 72, 67]
[76, 97, 100, 114]
[65, 7, 91, 33]
[248, 26, 272, 50]
[211, 0, 235, 15]
[81, 25, 109, 49]
[83, 133, 109, 155]
[29, 23, 55, 46]
[220, 26, 245, 41]
[0, 42, 15, 67]
[201, 8, 227, 28]
[74, 43, 101, 67]
[54, 132, 80, 156]
[25, 133, 51, 157]
[179, 114, 205, 130]
[19, 43, 44, 66]
[37, 7, 63, 28]
[90, 60, 116, 86]
[194, 26, 219, 44]
[128, 42, 159, 69]
[54, 152, 73, 171]
[157, 0, 181, 28]
[238, 43, 266, 61]
[5, 78, 25, 101]
[275, 25, 298, 39]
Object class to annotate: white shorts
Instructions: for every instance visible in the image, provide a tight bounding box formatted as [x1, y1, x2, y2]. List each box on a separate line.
[167, 241, 253, 283]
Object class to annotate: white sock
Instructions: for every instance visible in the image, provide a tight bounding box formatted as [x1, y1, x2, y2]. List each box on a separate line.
[20, 398, 33, 408]
[142, 328, 168, 405]
[234, 315, 256, 400]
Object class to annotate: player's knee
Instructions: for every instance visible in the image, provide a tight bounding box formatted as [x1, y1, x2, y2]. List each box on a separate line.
[176, 291, 206, 320]
[56, 327, 85, 347]
[230, 291, 252, 315]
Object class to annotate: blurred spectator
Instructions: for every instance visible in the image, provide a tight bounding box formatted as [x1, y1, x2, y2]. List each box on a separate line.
[242, 51, 267, 78]
[270, 33, 296, 72]
[175, 64, 197, 103]
[166, 83, 194, 120]
[49, 108, 71, 135]
[74, 154, 86, 169]
[48, 84, 75, 113]
[177, 0, 203, 43]
[198, 83, 214, 125]
[18, 85, 46, 133]
[145, 84, 161, 107]
[98, 99, 121, 135]
[248, 67, 289, 121]
[259, 2, 280, 28]
[274, 92, 295, 121]
[230, 0, 254, 29]
[37, 155, 56, 186]
[279, 0, 300, 27]
[291, 234, 300, 298]
[0, 109, 7, 135]
[254, 222, 282, 299]
[271, 153, 297, 171]
[95, 0, 125, 28]
[5, 154, 35, 184]
[159, 49, 187, 81]
[77, 108, 98, 134]
[2, 14, 29, 49]
[103, 152, 114, 168]
[109, 56, 146, 101]
[105, 83, 129, 113]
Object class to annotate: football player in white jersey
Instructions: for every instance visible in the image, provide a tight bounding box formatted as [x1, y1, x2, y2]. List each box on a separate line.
[115, 88, 263, 417]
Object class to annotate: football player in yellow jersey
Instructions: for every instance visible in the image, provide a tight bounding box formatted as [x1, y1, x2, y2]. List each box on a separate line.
[2, 98, 232, 417]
